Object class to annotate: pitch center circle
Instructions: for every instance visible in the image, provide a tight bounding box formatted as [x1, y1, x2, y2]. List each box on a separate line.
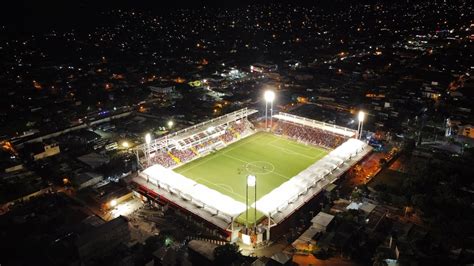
[245, 161, 275, 175]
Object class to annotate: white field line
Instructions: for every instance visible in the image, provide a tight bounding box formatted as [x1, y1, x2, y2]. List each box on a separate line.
[176, 133, 266, 174]
[268, 143, 319, 160]
[268, 137, 327, 160]
[222, 153, 291, 181]
[195, 178, 245, 201]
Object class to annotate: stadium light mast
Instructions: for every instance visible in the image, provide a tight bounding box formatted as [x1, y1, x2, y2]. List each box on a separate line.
[246, 175, 256, 233]
[165, 120, 174, 147]
[264, 90, 275, 130]
[145, 133, 151, 166]
[357, 111, 365, 140]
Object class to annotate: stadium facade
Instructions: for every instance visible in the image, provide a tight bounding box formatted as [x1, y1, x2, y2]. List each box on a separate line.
[132, 108, 372, 244]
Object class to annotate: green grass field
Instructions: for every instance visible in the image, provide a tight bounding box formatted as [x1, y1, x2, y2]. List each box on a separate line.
[174, 131, 329, 223]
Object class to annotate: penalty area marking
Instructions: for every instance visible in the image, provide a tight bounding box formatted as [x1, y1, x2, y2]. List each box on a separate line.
[195, 178, 244, 201]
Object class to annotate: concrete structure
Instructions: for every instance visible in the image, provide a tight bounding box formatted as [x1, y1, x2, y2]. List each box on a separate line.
[74, 172, 103, 190]
[311, 212, 335, 232]
[292, 212, 335, 250]
[33, 143, 60, 160]
[76, 216, 130, 262]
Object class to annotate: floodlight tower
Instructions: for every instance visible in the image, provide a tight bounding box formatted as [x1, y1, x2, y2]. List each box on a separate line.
[246, 175, 257, 233]
[357, 111, 365, 140]
[165, 120, 174, 147]
[122, 141, 130, 148]
[145, 133, 151, 166]
[264, 90, 275, 130]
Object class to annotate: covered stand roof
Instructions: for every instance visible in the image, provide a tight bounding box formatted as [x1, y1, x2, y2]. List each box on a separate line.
[141, 165, 246, 218]
[273, 112, 356, 137]
[253, 138, 368, 216]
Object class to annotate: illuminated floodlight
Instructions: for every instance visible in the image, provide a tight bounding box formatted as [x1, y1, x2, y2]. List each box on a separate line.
[122, 141, 130, 148]
[358, 111, 365, 122]
[207, 126, 215, 133]
[167, 120, 174, 129]
[247, 175, 256, 187]
[110, 199, 117, 207]
[264, 90, 275, 102]
[242, 234, 251, 245]
[145, 133, 151, 144]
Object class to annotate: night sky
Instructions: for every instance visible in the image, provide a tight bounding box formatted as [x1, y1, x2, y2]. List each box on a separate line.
[2, 0, 362, 33]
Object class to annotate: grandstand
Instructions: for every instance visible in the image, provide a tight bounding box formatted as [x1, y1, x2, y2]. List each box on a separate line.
[132, 109, 371, 244]
[137, 108, 256, 168]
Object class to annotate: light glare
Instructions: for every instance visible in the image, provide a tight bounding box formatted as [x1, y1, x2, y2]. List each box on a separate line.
[145, 133, 151, 144]
[264, 90, 275, 102]
[247, 175, 256, 187]
[358, 111, 365, 122]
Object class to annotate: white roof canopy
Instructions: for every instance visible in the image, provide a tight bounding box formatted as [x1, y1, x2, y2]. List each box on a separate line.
[273, 112, 356, 137]
[253, 138, 368, 216]
[142, 165, 246, 218]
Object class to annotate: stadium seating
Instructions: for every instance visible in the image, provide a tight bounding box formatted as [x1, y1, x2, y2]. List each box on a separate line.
[276, 121, 347, 149]
[149, 119, 253, 168]
[150, 151, 176, 168]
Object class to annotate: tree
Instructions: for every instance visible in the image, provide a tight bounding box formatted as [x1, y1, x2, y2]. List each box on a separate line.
[372, 251, 388, 266]
[213, 243, 241, 265]
[351, 190, 361, 201]
[313, 248, 330, 260]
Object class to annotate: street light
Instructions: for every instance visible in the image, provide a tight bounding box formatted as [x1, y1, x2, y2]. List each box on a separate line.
[264, 90, 275, 130]
[357, 111, 365, 140]
[246, 175, 257, 234]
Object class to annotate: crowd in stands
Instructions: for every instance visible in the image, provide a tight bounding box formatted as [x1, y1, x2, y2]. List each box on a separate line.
[232, 120, 246, 134]
[171, 149, 195, 163]
[195, 138, 220, 152]
[276, 121, 347, 149]
[147, 119, 252, 168]
[150, 151, 175, 168]
[219, 129, 235, 143]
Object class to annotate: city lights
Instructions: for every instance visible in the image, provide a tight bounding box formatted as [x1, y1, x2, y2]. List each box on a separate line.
[3, 2, 468, 263]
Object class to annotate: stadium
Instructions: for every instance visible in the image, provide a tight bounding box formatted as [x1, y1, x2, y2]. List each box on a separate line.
[132, 106, 371, 245]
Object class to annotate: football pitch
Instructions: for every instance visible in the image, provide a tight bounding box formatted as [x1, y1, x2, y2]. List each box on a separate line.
[174, 132, 329, 223]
